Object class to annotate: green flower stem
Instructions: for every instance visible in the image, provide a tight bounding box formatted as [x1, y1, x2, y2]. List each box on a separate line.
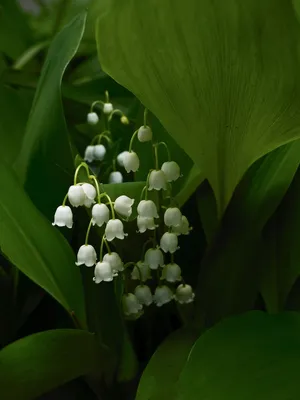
[91, 131, 111, 145]
[140, 186, 147, 201]
[157, 141, 171, 161]
[154, 144, 159, 170]
[74, 162, 90, 185]
[100, 193, 115, 218]
[100, 235, 106, 261]
[108, 109, 123, 121]
[88, 174, 101, 203]
[104, 238, 111, 254]
[90, 100, 105, 112]
[128, 130, 139, 152]
[85, 219, 93, 245]
[105, 90, 110, 103]
[143, 108, 148, 127]
[140, 238, 155, 261]
[144, 170, 153, 199]
[62, 193, 68, 206]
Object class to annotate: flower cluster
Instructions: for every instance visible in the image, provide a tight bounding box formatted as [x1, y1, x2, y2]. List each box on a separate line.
[52, 99, 195, 320]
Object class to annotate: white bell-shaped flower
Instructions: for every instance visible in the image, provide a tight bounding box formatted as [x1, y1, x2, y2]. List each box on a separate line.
[103, 102, 113, 114]
[148, 170, 167, 191]
[160, 232, 179, 254]
[173, 216, 191, 235]
[164, 207, 182, 227]
[114, 195, 134, 218]
[117, 151, 129, 167]
[93, 261, 115, 283]
[144, 248, 164, 270]
[75, 244, 97, 267]
[122, 293, 143, 316]
[68, 185, 85, 207]
[137, 200, 159, 218]
[175, 284, 195, 304]
[109, 171, 123, 184]
[103, 252, 124, 272]
[92, 203, 110, 227]
[153, 285, 174, 307]
[87, 112, 99, 125]
[105, 219, 127, 241]
[82, 183, 96, 208]
[137, 216, 157, 233]
[161, 161, 180, 182]
[84, 145, 95, 163]
[52, 205, 73, 228]
[137, 125, 152, 142]
[131, 261, 151, 282]
[93, 144, 106, 161]
[123, 151, 140, 173]
[162, 263, 182, 282]
[134, 285, 153, 306]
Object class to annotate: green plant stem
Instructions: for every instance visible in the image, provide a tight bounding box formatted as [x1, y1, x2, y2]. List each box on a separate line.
[157, 141, 172, 161]
[99, 236, 106, 261]
[129, 130, 138, 152]
[100, 193, 115, 218]
[90, 100, 105, 112]
[62, 193, 68, 206]
[89, 175, 101, 203]
[85, 219, 93, 245]
[144, 108, 148, 127]
[154, 144, 159, 170]
[74, 163, 90, 185]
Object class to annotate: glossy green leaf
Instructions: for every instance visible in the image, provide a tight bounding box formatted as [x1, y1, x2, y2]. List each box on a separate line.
[178, 311, 300, 400]
[0, 329, 101, 400]
[0, 162, 86, 327]
[136, 328, 198, 400]
[176, 164, 204, 207]
[15, 13, 87, 219]
[96, 0, 300, 214]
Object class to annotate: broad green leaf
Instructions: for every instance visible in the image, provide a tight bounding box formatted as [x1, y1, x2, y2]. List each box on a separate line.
[177, 311, 300, 400]
[0, 329, 101, 400]
[0, 162, 86, 327]
[96, 0, 300, 214]
[176, 164, 204, 207]
[195, 141, 300, 326]
[136, 328, 198, 400]
[0, 0, 32, 59]
[15, 13, 87, 219]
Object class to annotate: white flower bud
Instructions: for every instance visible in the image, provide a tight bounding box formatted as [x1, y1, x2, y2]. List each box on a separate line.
[93, 144, 106, 161]
[117, 151, 129, 167]
[153, 285, 174, 307]
[120, 115, 129, 125]
[148, 170, 167, 191]
[137, 200, 159, 218]
[92, 203, 110, 227]
[161, 161, 180, 182]
[93, 261, 116, 283]
[103, 252, 124, 273]
[75, 244, 97, 267]
[68, 185, 85, 207]
[122, 293, 143, 316]
[109, 171, 123, 184]
[105, 219, 127, 241]
[81, 183, 96, 208]
[52, 205, 73, 228]
[137, 125, 152, 142]
[162, 263, 182, 282]
[123, 151, 140, 173]
[131, 261, 151, 282]
[144, 248, 164, 270]
[175, 284, 195, 304]
[114, 195, 134, 218]
[137, 216, 157, 233]
[87, 112, 99, 125]
[134, 285, 153, 306]
[164, 207, 182, 227]
[160, 232, 179, 254]
[103, 102, 113, 114]
[173, 216, 191, 235]
[84, 145, 95, 163]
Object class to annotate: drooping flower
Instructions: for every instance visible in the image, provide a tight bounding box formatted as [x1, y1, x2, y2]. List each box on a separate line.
[82, 183, 96, 208]
[68, 185, 85, 207]
[105, 219, 127, 241]
[137, 216, 157, 233]
[153, 285, 174, 307]
[120, 115, 129, 125]
[123, 151, 140, 173]
[114, 195, 135, 218]
[75, 245, 97, 267]
[93, 261, 116, 283]
[164, 207, 182, 227]
[103, 252, 124, 273]
[134, 285, 153, 306]
[144, 248, 164, 270]
[137, 200, 159, 218]
[84, 145, 95, 163]
[161, 161, 180, 182]
[117, 151, 129, 167]
[162, 263, 182, 282]
[103, 102, 113, 114]
[160, 232, 179, 254]
[137, 125, 153, 142]
[172, 216, 191, 235]
[175, 284, 195, 304]
[93, 144, 106, 161]
[122, 293, 143, 316]
[148, 170, 167, 191]
[131, 261, 151, 282]
[109, 171, 123, 184]
[52, 205, 73, 228]
[92, 203, 110, 227]
[87, 112, 99, 125]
